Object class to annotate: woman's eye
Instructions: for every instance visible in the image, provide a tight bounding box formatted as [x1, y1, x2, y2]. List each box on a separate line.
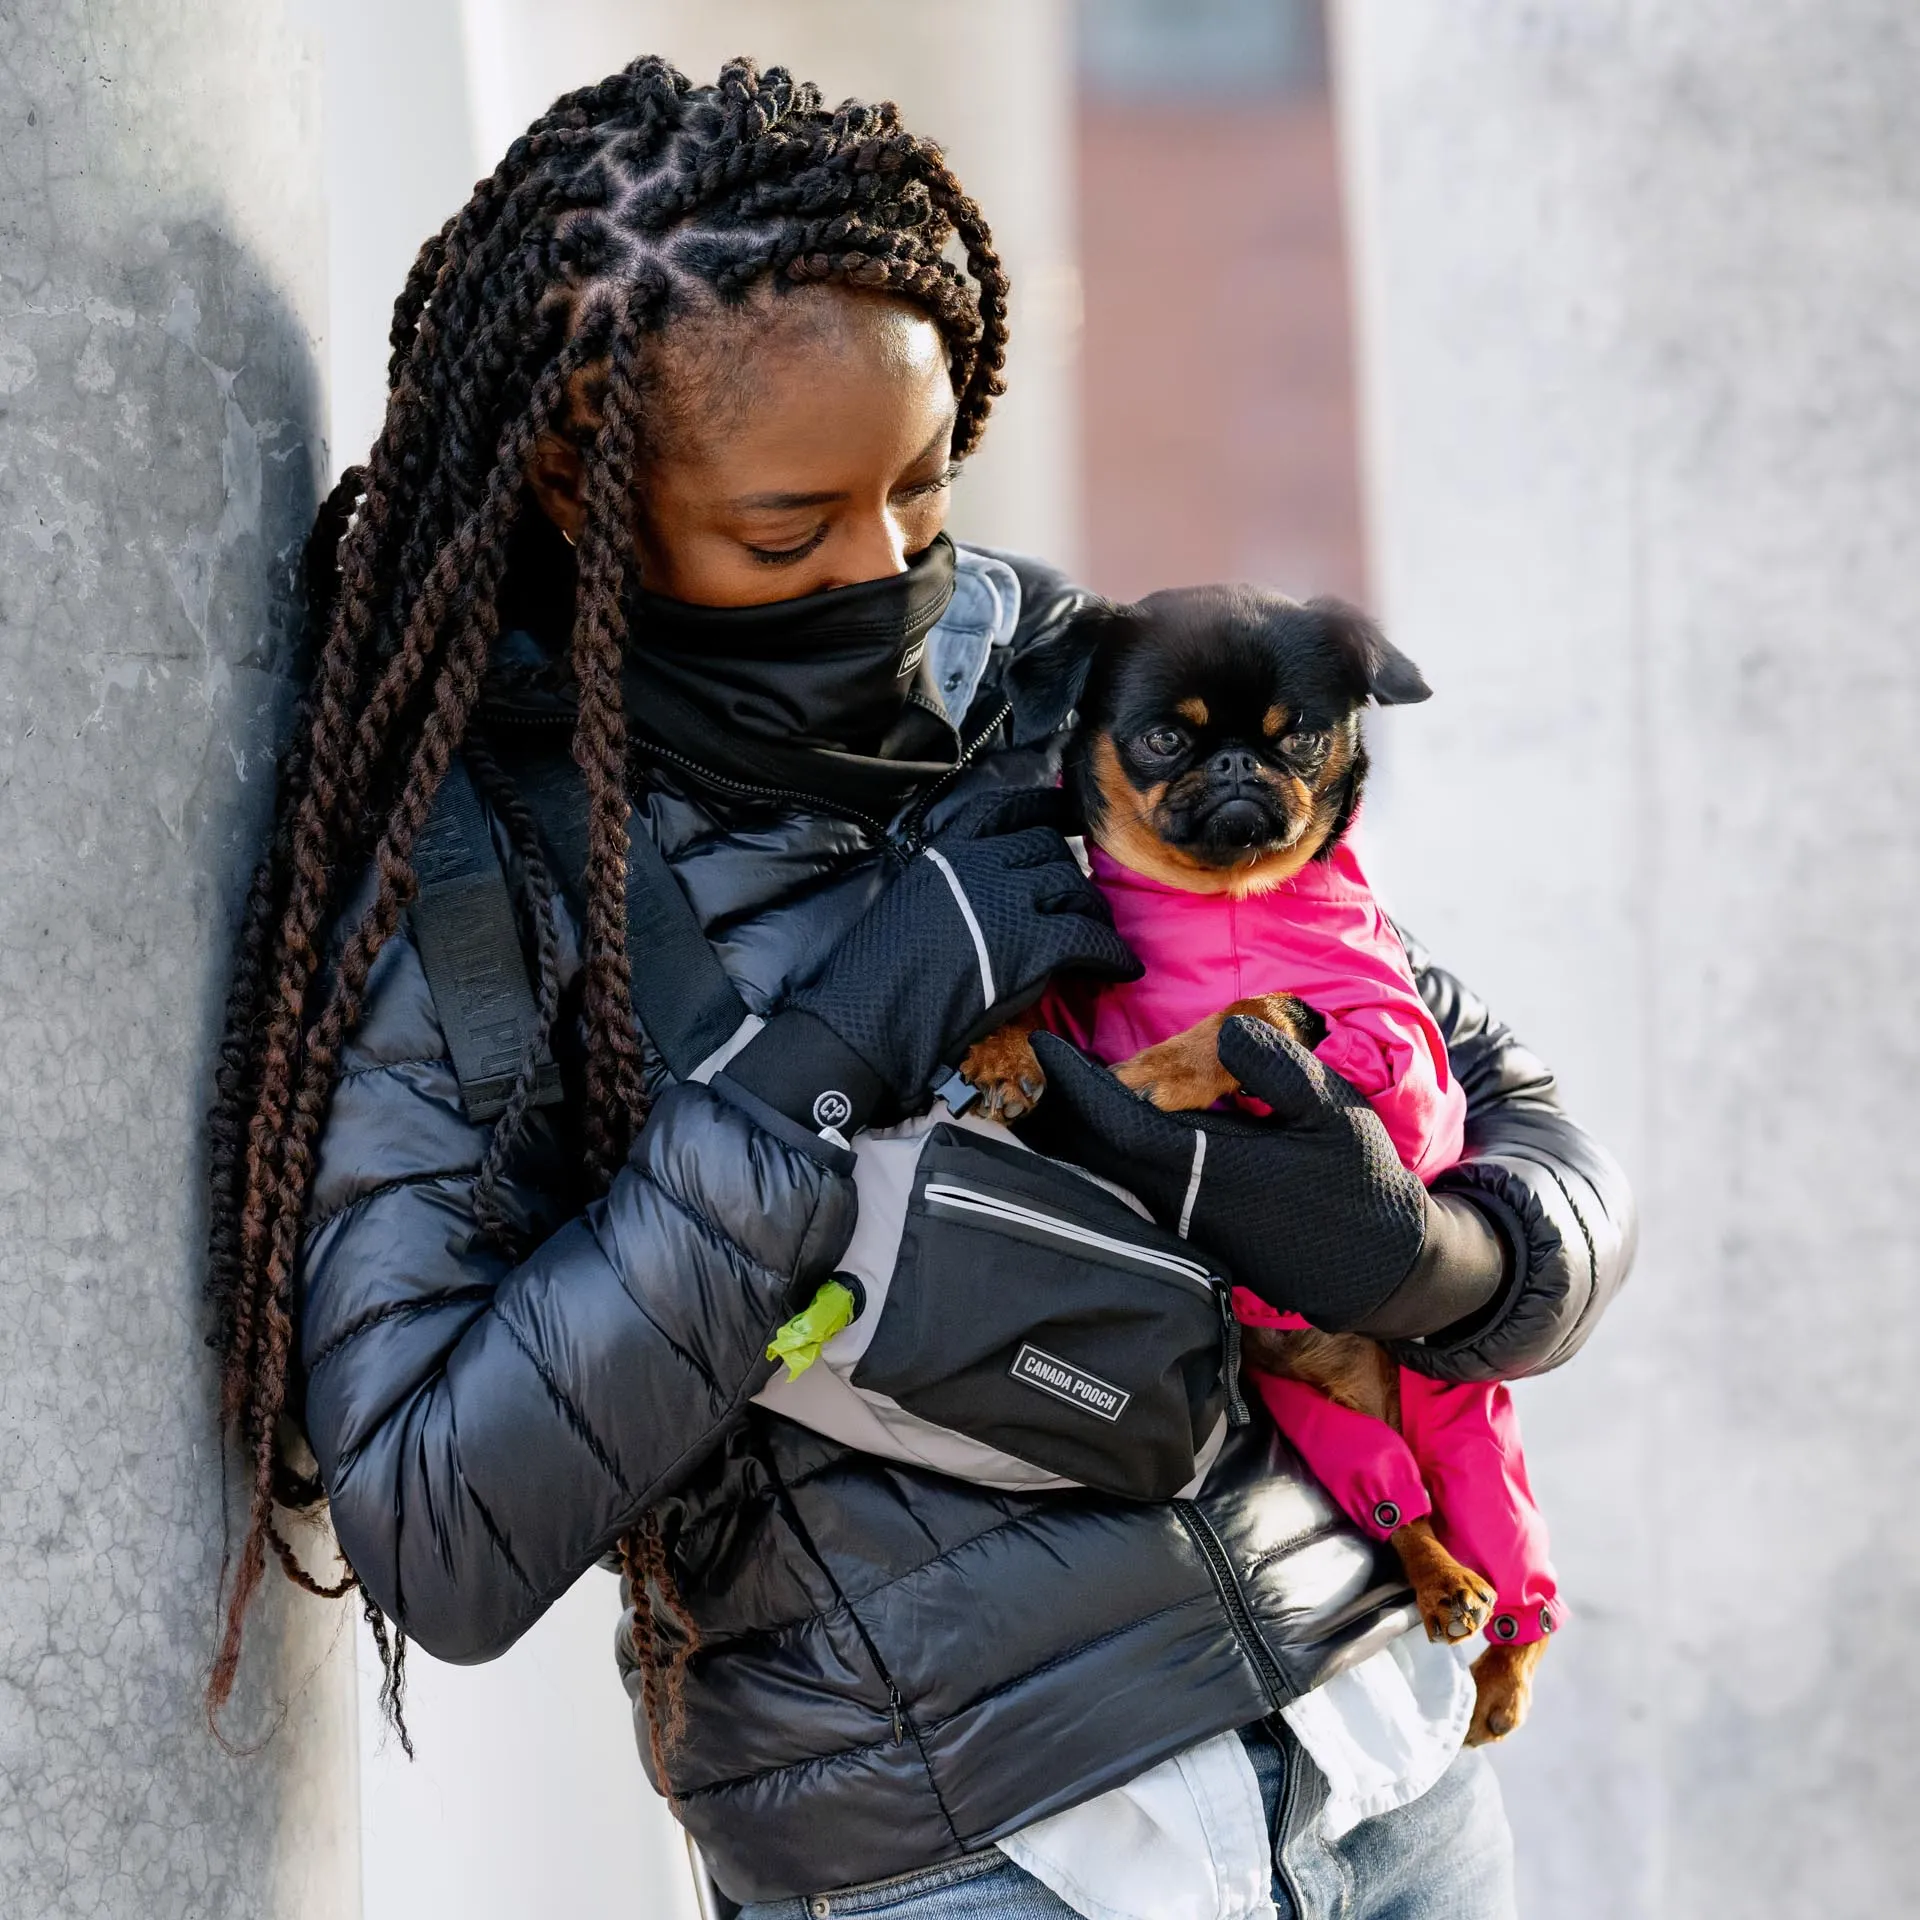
[746, 525, 829, 566]
[897, 461, 963, 503]
[1141, 727, 1185, 758]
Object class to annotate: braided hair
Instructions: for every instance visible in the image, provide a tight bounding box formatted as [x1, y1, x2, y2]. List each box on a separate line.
[205, 56, 1008, 1743]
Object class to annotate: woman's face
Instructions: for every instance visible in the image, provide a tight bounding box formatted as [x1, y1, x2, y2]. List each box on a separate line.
[528, 288, 960, 607]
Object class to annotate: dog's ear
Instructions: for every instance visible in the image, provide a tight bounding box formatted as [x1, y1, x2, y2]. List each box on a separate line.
[1306, 596, 1432, 707]
[1008, 596, 1139, 734]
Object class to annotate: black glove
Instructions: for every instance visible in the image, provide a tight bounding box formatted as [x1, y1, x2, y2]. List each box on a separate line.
[1023, 1017, 1434, 1331]
[725, 789, 1141, 1135]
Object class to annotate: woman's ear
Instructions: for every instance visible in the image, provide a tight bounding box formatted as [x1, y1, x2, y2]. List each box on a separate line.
[1306, 596, 1432, 706]
[525, 430, 587, 542]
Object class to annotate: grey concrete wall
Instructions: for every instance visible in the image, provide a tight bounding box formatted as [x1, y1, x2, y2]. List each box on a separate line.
[1337, 4, 1920, 1913]
[0, 3, 359, 1915]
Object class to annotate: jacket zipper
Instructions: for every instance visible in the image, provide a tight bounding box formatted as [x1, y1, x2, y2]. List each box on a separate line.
[920, 1181, 1221, 1290]
[479, 700, 892, 836]
[895, 699, 1015, 852]
[1172, 1500, 1288, 1710]
[481, 695, 1017, 856]
[626, 733, 892, 841]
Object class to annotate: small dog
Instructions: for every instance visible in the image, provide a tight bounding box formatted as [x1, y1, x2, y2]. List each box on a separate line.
[962, 585, 1553, 1745]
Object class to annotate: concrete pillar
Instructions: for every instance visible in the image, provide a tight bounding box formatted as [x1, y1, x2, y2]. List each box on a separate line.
[0, 3, 357, 1917]
[1337, 4, 1920, 1913]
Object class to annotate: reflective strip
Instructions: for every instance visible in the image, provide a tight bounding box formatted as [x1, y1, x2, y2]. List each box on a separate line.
[924, 846, 996, 1009]
[1177, 1129, 1207, 1240]
[687, 1012, 765, 1086]
[922, 1181, 1217, 1289]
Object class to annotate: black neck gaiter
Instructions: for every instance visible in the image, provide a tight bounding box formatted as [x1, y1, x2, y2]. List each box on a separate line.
[622, 535, 963, 821]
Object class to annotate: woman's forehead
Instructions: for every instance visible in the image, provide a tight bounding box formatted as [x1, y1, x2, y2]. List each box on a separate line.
[648, 289, 954, 485]
[666, 287, 944, 419]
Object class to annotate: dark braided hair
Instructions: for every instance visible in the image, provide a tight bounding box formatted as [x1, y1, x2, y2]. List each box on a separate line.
[205, 55, 1008, 1745]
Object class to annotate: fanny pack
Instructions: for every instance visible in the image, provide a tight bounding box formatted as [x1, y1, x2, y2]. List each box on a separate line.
[412, 748, 1243, 1501]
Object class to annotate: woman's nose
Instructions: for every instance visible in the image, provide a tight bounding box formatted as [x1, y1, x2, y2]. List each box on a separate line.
[832, 511, 911, 588]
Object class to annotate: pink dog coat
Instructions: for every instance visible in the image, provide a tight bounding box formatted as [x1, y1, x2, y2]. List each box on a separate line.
[1042, 827, 1561, 1646]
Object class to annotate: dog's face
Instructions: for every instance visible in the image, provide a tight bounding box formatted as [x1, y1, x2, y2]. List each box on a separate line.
[1064, 586, 1430, 895]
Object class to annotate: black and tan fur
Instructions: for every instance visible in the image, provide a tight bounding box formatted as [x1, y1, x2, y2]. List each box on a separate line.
[962, 585, 1539, 1743]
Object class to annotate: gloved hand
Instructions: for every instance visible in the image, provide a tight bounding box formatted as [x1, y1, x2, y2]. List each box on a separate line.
[1022, 1017, 1434, 1331]
[725, 788, 1141, 1135]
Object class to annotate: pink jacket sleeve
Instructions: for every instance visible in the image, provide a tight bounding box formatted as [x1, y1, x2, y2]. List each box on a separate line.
[1314, 1001, 1466, 1185]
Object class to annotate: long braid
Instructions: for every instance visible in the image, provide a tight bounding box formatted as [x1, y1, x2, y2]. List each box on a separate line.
[571, 286, 656, 1181]
[209, 468, 365, 1423]
[211, 361, 581, 1719]
[463, 732, 564, 1253]
[620, 1513, 701, 1801]
[207, 52, 1009, 1741]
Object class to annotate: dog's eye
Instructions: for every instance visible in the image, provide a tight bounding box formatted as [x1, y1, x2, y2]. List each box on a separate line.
[1140, 726, 1186, 758]
[1280, 730, 1330, 763]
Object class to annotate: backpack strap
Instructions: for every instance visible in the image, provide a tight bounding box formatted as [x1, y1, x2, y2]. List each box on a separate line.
[409, 754, 562, 1122]
[617, 821, 755, 1080]
[488, 745, 754, 1084]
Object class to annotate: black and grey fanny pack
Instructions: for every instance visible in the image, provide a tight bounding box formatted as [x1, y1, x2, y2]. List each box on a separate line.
[412, 752, 1243, 1503]
[759, 1100, 1240, 1499]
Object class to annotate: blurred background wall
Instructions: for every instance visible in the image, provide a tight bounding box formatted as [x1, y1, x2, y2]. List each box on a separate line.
[1340, 5, 1920, 1914]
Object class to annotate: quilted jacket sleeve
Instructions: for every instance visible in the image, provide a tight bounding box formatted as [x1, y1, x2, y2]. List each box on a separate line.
[1399, 931, 1637, 1383]
[296, 921, 858, 1665]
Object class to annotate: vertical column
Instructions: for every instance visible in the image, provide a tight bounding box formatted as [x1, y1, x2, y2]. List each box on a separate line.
[0, 2, 357, 1916]
[1338, 4, 1920, 1914]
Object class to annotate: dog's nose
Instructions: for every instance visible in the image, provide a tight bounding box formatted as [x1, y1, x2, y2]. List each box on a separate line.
[1208, 746, 1264, 789]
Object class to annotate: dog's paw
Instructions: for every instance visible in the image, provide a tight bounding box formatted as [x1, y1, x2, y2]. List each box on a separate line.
[959, 1026, 1046, 1120]
[1467, 1640, 1546, 1745]
[1415, 1562, 1498, 1645]
[1113, 1032, 1235, 1112]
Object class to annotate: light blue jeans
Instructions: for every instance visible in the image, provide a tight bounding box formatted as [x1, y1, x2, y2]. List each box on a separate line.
[735, 1722, 1516, 1919]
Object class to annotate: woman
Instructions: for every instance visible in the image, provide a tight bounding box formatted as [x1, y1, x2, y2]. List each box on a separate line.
[208, 59, 1632, 1919]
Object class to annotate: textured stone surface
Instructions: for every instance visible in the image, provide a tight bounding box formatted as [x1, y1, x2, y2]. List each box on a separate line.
[1339, 3, 1920, 1911]
[0, 2, 359, 1914]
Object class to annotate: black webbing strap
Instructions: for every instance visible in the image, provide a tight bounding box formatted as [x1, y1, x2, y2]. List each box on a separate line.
[497, 748, 752, 1083]
[409, 755, 562, 1122]
[617, 823, 754, 1080]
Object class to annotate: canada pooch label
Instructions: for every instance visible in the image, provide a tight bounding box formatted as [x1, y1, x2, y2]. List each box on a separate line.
[1010, 1344, 1131, 1423]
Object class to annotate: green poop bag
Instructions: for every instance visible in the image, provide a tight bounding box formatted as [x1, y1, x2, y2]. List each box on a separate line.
[765, 1279, 858, 1381]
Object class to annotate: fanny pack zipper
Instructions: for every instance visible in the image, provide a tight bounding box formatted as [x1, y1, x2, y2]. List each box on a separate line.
[921, 1180, 1220, 1291]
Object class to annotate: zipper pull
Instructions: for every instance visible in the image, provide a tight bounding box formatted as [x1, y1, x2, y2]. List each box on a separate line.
[1217, 1285, 1250, 1428]
[889, 1685, 906, 1744]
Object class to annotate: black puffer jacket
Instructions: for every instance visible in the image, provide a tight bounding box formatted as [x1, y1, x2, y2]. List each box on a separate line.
[298, 550, 1634, 1904]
